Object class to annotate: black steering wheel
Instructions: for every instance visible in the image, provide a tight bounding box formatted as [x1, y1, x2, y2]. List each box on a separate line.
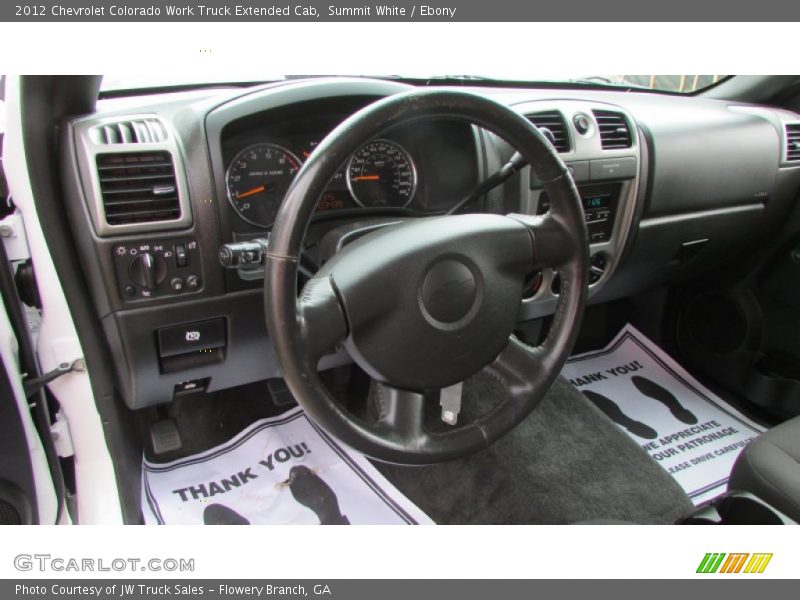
[264, 89, 589, 464]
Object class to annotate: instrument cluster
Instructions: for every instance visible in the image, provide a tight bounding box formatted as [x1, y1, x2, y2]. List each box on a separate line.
[225, 137, 418, 229]
[221, 111, 481, 232]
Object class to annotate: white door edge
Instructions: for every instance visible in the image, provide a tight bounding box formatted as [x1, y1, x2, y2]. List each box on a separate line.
[3, 76, 123, 524]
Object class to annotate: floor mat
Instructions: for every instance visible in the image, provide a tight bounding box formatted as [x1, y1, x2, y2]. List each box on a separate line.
[142, 407, 433, 525]
[375, 374, 693, 524]
[562, 324, 765, 505]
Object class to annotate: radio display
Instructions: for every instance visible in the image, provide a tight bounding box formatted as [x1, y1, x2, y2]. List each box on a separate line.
[582, 195, 611, 210]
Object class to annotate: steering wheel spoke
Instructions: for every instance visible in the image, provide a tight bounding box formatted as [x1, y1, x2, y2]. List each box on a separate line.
[297, 275, 348, 362]
[510, 212, 580, 270]
[369, 382, 427, 441]
[488, 335, 543, 400]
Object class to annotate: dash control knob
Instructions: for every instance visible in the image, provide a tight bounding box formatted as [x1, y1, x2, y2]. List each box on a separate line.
[129, 252, 167, 290]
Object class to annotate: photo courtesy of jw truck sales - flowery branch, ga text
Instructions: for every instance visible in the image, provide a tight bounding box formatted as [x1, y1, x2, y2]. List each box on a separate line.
[14, 585, 332, 598]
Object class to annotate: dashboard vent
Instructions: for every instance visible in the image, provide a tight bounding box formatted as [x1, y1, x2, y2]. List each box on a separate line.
[785, 124, 800, 161]
[96, 152, 181, 225]
[527, 111, 571, 152]
[92, 119, 168, 145]
[593, 110, 633, 149]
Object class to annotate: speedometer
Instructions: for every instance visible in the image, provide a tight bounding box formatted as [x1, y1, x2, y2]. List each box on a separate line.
[226, 143, 301, 228]
[346, 140, 417, 208]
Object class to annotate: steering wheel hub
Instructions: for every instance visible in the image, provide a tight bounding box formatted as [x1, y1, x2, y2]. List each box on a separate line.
[316, 214, 534, 391]
[420, 258, 477, 325]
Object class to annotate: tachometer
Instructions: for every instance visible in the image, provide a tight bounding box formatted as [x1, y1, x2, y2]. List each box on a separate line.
[347, 139, 416, 208]
[226, 143, 301, 227]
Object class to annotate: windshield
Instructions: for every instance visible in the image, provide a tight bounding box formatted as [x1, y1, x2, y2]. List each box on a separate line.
[100, 74, 729, 94]
[574, 75, 727, 93]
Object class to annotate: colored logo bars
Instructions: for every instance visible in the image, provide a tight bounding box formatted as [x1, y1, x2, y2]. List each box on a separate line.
[696, 553, 773, 574]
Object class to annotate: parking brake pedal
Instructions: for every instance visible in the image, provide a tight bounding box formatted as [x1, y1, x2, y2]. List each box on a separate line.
[149, 419, 182, 455]
[440, 382, 463, 426]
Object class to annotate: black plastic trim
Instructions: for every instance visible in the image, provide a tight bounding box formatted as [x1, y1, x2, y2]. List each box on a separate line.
[19, 76, 141, 524]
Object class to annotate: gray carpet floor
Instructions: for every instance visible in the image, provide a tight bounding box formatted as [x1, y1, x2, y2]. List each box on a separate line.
[374, 373, 694, 524]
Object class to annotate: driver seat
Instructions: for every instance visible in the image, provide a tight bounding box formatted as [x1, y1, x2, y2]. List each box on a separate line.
[728, 415, 800, 522]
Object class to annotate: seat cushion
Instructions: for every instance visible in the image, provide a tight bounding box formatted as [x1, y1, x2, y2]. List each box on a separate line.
[729, 416, 800, 521]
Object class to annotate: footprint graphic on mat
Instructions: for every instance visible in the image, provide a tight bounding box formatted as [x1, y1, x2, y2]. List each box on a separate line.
[200, 467, 350, 525]
[286, 466, 350, 525]
[631, 375, 698, 425]
[203, 503, 251, 525]
[582, 390, 658, 439]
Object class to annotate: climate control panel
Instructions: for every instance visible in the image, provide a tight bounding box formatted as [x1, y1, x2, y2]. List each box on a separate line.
[112, 238, 202, 301]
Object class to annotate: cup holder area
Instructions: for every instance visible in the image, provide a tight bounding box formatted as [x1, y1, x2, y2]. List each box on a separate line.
[745, 354, 800, 418]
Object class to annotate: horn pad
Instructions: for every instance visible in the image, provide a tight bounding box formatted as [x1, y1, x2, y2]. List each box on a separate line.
[317, 214, 534, 391]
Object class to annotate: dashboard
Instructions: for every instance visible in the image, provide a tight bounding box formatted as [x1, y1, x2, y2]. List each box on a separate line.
[60, 78, 800, 411]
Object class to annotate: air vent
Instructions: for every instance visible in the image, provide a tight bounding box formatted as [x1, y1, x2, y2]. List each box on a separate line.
[527, 111, 571, 153]
[593, 110, 633, 149]
[96, 152, 181, 225]
[92, 118, 168, 145]
[785, 124, 800, 161]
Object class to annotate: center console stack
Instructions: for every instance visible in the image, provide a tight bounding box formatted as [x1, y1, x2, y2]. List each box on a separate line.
[511, 100, 641, 320]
